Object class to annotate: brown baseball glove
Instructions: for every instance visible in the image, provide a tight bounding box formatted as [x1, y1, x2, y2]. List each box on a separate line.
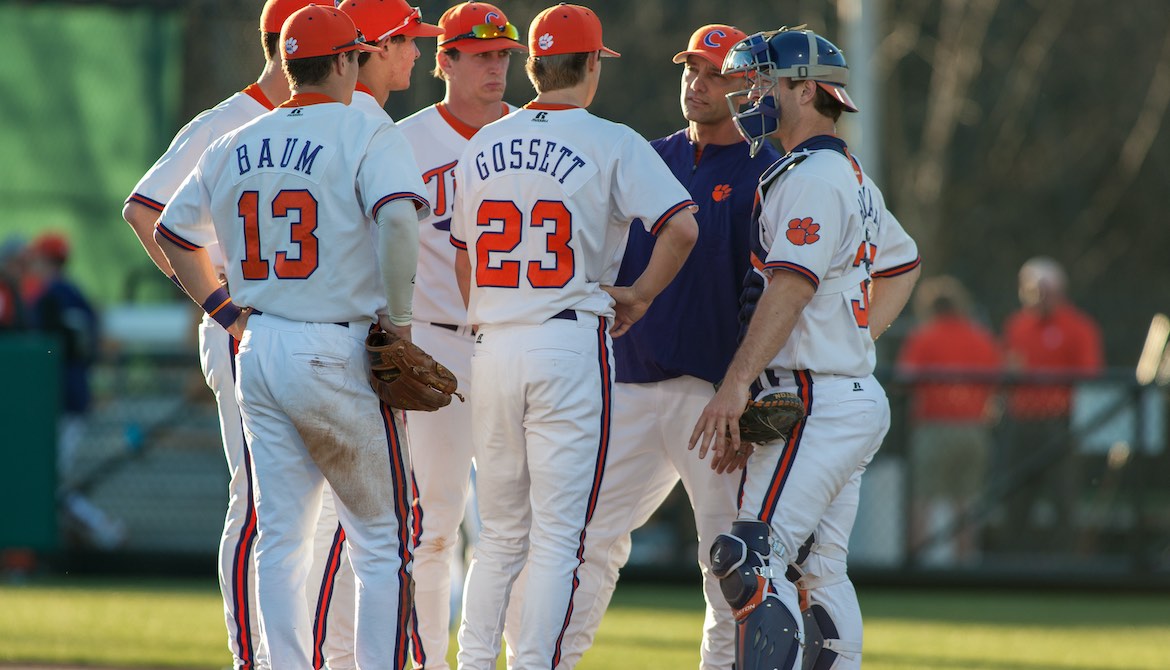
[366, 328, 464, 411]
[739, 391, 805, 445]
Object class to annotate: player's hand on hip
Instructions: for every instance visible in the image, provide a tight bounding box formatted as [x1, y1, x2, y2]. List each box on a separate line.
[226, 307, 251, 341]
[688, 382, 750, 468]
[603, 285, 651, 338]
[378, 314, 412, 343]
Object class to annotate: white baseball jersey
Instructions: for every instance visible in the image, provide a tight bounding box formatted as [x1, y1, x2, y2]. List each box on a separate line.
[752, 140, 919, 377]
[450, 104, 696, 324]
[129, 84, 275, 270]
[399, 102, 512, 326]
[157, 97, 430, 324]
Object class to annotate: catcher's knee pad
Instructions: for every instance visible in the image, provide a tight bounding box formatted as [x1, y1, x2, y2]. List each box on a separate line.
[801, 601, 861, 670]
[736, 594, 802, 670]
[710, 520, 783, 620]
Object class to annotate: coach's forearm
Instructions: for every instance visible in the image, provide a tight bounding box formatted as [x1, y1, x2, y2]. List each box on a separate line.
[124, 201, 176, 276]
[376, 199, 420, 327]
[632, 210, 698, 302]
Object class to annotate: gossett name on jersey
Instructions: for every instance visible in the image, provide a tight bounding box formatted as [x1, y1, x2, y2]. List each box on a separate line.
[450, 104, 695, 326]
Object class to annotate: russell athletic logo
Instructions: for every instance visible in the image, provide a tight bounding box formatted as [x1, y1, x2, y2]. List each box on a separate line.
[785, 217, 821, 246]
[703, 29, 727, 48]
[538, 32, 554, 50]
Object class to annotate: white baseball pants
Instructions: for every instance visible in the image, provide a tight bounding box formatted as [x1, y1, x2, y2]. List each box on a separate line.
[236, 313, 413, 670]
[739, 372, 891, 670]
[457, 315, 613, 670]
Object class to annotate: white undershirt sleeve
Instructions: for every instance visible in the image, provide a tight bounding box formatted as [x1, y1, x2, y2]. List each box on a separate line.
[375, 199, 421, 326]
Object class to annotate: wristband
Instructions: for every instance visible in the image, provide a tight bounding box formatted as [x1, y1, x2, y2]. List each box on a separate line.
[202, 287, 242, 330]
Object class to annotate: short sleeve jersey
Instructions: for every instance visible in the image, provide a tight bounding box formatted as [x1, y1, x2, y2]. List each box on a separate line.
[751, 135, 920, 377]
[156, 96, 430, 324]
[450, 104, 695, 325]
[399, 102, 514, 326]
[127, 84, 276, 269]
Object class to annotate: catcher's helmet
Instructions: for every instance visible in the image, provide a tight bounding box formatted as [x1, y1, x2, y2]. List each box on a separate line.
[722, 28, 858, 156]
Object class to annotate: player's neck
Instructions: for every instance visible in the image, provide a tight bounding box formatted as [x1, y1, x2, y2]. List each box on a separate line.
[358, 74, 390, 107]
[441, 90, 506, 130]
[778, 119, 837, 154]
[256, 61, 292, 106]
[532, 83, 590, 109]
[688, 120, 744, 150]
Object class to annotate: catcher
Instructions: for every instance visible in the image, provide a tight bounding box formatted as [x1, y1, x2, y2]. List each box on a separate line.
[366, 327, 464, 411]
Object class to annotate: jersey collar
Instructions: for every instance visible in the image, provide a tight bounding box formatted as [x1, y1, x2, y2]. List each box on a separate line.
[788, 134, 862, 184]
[242, 83, 276, 110]
[278, 93, 340, 108]
[524, 102, 580, 111]
[436, 102, 510, 140]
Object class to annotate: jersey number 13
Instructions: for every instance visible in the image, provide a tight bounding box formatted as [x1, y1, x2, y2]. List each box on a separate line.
[238, 189, 319, 280]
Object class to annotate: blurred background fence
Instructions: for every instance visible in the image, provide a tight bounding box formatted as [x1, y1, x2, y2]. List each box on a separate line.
[7, 332, 1168, 589]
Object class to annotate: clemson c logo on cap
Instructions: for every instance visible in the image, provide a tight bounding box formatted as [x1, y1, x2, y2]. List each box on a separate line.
[703, 29, 726, 48]
[485, 11, 500, 24]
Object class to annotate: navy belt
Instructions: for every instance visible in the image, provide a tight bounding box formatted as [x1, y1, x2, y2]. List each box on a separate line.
[431, 322, 460, 332]
[250, 309, 349, 328]
[551, 308, 577, 321]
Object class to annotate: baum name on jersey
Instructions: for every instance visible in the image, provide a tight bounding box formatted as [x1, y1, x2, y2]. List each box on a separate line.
[231, 136, 334, 185]
[472, 135, 598, 193]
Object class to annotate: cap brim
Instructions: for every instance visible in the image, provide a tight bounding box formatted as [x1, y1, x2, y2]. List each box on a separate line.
[600, 46, 620, 58]
[445, 36, 528, 54]
[818, 82, 858, 112]
[672, 50, 720, 67]
[397, 21, 444, 38]
[352, 42, 382, 54]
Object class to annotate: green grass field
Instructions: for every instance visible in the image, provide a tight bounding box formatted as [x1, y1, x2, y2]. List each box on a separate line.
[1, 577, 1168, 669]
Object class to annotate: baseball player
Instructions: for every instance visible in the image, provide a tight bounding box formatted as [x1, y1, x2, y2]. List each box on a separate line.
[300, 3, 441, 667]
[450, 5, 699, 668]
[119, 2, 331, 668]
[154, 6, 429, 667]
[395, 3, 527, 667]
[516, 23, 783, 669]
[689, 28, 921, 669]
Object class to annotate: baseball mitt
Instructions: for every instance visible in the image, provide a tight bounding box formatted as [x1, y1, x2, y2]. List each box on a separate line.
[366, 328, 464, 411]
[739, 391, 805, 445]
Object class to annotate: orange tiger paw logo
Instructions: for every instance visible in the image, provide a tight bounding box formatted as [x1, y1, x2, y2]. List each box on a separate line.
[712, 184, 732, 202]
[785, 217, 820, 245]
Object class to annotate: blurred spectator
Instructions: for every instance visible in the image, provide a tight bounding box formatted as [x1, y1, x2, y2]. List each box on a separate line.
[26, 231, 125, 550]
[896, 276, 1002, 565]
[0, 235, 28, 330]
[1000, 256, 1103, 552]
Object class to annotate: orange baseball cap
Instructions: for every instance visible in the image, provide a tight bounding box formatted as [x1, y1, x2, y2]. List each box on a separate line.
[438, 2, 527, 54]
[31, 233, 69, 263]
[673, 24, 747, 69]
[281, 4, 381, 60]
[529, 4, 619, 58]
[338, 0, 442, 41]
[260, 0, 316, 34]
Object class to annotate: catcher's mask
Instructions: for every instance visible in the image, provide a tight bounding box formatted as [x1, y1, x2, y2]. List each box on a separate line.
[722, 28, 857, 157]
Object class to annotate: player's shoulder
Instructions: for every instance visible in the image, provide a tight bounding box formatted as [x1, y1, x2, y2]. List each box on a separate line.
[397, 103, 438, 129]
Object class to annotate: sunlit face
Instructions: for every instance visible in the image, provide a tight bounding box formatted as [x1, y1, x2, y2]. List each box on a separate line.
[445, 49, 512, 104]
[384, 35, 420, 92]
[680, 55, 739, 125]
